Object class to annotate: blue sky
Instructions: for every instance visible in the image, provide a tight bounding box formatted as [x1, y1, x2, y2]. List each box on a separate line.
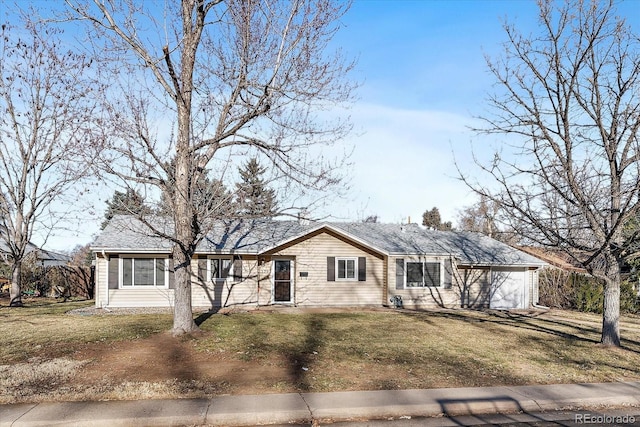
[317, 0, 545, 224]
[317, 0, 640, 226]
[7, 0, 637, 251]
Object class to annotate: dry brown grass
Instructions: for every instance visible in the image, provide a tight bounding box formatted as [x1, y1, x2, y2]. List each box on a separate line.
[2, 298, 640, 404]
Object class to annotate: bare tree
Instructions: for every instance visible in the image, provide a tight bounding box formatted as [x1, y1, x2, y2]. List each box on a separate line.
[64, 0, 356, 335]
[0, 14, 97, 306]
[461, 0, 640, 346]
[456, 196, 500, 238]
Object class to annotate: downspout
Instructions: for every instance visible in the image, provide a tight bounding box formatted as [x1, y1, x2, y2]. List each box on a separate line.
[102, 250, 108, 308]
[257, 256, 261, 308]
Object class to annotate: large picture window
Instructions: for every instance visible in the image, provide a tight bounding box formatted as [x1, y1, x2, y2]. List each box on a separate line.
[121, 257, 167, 287]
[405, 261, 441, 288]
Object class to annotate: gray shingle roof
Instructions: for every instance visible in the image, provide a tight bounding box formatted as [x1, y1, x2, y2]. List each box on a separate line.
[92, 215, 545, 266]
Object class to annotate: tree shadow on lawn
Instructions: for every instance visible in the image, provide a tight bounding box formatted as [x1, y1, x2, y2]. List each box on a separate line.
[284, 316, 325, 391]
[194, 309, 219, 326]
[400, 309, 640, 354]
[517, 333, 640, 377]
[191, 311, 542, 391]
[199, 313, 328, 391]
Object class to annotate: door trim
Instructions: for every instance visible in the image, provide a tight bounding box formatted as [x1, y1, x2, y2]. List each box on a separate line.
[272, 257, 294, 304]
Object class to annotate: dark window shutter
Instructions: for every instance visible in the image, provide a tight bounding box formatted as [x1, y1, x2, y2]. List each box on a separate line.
[327, 257, 335, 282]
[233, 255, 242, 283]
[395, 258, 404, 290]
[425, 262, 441, 287]
[108, 256, 119, 289]
[198, 257, 207, 283]
[443, 259, 452, 289]
[168, 257, 175, 289]
[358, 257, 366, 281]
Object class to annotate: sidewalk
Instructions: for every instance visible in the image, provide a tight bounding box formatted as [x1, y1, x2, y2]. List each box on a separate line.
[2, 381, 640, 427]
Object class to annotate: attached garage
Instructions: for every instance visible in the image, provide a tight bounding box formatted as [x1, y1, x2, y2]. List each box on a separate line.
[490, 267, 529, 309]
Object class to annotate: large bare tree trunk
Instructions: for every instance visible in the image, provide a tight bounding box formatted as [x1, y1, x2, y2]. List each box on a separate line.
[9, 260, 22, 307]
[171, 119, 199, 334]
[172, 245, 197, 335]
[602, 252, 621, 346]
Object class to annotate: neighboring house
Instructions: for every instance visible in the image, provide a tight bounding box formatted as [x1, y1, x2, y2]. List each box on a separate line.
[0, 237, 72, 293]
[517, 246, 588, 274]
[0, 237, 71, 268]
[91, 216, 546, 310]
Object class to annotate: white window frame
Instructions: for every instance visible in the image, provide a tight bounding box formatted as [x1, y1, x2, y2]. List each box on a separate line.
[119, 255, 169, 288]
[208, 256, 233, 281]
[336, 257, 358, 281]
[404, 260, 444, 288]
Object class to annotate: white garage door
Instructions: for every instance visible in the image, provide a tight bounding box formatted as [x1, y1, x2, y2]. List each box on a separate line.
[490, 268, 527, 309]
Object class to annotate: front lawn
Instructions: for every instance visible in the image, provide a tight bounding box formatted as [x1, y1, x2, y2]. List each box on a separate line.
[1, 298, 640, 403]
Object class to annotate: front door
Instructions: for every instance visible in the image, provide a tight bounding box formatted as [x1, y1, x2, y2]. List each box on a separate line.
[273, 259, 292, 303]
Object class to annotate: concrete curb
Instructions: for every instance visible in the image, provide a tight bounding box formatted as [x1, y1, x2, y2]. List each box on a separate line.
[206, 393, 311, 426]
[508, 382, 640, 411]
[1, 399, 211, 427]
[2, 382, 640, 427]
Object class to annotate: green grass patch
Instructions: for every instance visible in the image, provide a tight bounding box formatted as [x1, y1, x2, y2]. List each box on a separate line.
[0, 299, 172, 363]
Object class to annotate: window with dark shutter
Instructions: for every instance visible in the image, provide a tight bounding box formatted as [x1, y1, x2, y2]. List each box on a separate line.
[327, 257, 335, 281]
[233, 256, 242, 282]
[108, 256, 119, 289]
[117, 256, 169, 287]
[403, 261, 442, 287]
[443, 258, 453, 289]
[395, 258, 404, 290]
[424, 262, 441, 287]
[168, 257, 175, 289]
[198, 257, 207, 283]
[358, 257, 366, 281]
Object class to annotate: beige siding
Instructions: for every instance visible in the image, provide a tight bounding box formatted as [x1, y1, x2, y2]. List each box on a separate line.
[108, 288, 175, 307]
[257, 258, 273, 304]
[387, 256, 491, 309]
[456, 267, 491, 308]
[94, 254, 107, 308]
[191, 256, 260, 309]
[270, 230, 385, 306]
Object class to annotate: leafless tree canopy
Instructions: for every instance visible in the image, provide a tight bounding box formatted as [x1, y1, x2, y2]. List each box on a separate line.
[64, 0, 357, 334]
[461, 0, 640, 346]
[0, 13, 98, 306]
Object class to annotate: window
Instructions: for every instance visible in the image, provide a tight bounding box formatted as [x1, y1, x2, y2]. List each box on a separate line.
[210, 258, 232, 280]
[121, 257, 167, 287]
[336, 257, 357, 280]
[327, 256, 366, 282]
[405, 261, 441, 288]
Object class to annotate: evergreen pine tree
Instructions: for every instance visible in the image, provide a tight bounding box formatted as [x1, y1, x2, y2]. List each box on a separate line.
[101, 189, 150, 229]
[235, 157, 277, 218]
[156, 159, 232, 218]
[422, 207, 453, 231]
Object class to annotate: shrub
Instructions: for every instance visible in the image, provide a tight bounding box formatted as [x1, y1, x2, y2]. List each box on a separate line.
[538, 266, 639, 314]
